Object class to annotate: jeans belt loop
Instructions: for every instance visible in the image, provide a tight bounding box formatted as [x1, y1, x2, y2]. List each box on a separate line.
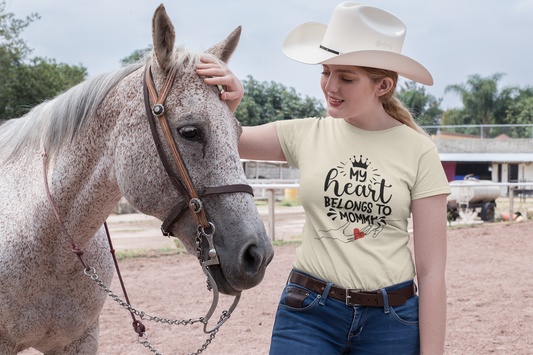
[320, 282, 333, 306]
[380, 288, 390, 314]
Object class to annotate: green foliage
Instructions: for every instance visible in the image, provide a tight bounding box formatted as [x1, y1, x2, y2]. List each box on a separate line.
[115, 245, 185, 261]
[234, 75, 326, 126]
[444, 73, 515, 137]
[396, 80, 443, 126]
[279, 198, 302, 207]
[0, 1, 39, 58]
[503, 88, 533, 137]
[271, 240, 302, 247]
[0, 1, 87, 120]
[0, 56, 87, 119]
[441, 108, 466, 126]
[443, 73, 533, 138]
[120, 45, 152, 66]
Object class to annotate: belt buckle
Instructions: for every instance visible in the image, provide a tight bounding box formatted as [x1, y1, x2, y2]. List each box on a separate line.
[345, 288, 362, 306]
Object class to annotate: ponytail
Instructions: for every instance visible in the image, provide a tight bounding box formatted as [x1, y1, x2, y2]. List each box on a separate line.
[359, 67, 428, 136]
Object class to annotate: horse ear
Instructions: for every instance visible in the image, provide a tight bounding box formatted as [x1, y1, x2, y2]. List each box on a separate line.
[152, 4, 176, 72]
[205, 26, 241, 64]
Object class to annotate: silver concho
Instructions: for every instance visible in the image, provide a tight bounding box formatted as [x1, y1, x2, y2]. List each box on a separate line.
[152, 104, 165, 116]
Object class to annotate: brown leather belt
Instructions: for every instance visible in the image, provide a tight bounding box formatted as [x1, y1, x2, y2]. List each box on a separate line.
[289, 272, 416, 307]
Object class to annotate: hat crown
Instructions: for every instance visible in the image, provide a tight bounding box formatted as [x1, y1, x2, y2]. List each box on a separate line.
[321, 2, 406, 54]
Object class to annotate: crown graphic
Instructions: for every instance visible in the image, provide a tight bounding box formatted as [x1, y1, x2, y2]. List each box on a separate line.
[350, 155, 369, 169]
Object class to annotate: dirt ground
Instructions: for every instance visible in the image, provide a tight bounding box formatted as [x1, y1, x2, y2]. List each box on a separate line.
[20, 207, 533, 355]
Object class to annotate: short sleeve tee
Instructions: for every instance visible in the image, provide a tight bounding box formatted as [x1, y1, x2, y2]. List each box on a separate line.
[276, 117, 451, 291]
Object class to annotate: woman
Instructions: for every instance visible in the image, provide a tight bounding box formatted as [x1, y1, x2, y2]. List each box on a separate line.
[197, 3, 450, 354]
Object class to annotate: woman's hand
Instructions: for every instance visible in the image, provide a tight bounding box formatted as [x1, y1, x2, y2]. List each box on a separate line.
[196, 57, 244, 113]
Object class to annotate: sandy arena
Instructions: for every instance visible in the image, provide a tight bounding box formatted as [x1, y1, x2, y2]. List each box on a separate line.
[20, 206, 533, 355]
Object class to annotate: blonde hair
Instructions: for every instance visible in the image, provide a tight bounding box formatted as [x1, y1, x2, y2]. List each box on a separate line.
[359, 66, 428, 136]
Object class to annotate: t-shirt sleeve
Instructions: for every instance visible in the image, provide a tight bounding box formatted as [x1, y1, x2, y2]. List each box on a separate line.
[411, 146, 452, 200]
[276, 118, 316, 169]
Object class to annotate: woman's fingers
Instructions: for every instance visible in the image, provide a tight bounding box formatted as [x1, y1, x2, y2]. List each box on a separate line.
[195, 56, 244, 112]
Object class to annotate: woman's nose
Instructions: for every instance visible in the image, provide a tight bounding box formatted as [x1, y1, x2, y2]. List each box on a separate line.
[325, 77, 338, 93]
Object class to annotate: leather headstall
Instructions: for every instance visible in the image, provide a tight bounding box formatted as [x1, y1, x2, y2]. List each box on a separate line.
[142, 63, 254, 237]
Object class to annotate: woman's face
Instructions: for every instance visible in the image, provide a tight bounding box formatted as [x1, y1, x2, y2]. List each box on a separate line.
[320, 65, 381, 121]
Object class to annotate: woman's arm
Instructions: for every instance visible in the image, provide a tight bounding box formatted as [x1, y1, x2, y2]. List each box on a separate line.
[411, 194, 448, 355]
[239, 123, 286, 161]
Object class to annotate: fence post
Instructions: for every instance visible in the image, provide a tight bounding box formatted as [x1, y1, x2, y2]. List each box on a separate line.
[509, 186, 515, 222]
[267, 188, 276, 240]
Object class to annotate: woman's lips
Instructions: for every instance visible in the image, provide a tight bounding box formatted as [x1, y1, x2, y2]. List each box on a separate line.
[328, 96, 344, 107]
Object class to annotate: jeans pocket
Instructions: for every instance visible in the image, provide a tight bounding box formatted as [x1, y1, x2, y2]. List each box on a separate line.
[279, 284, 319, 311]
[390, 295, 419, 325]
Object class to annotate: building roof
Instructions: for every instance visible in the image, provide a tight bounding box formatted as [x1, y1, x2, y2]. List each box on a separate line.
[439, 153, 533, 163]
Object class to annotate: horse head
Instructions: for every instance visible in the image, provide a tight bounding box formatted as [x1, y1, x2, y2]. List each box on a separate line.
[113, 5, 274, 296]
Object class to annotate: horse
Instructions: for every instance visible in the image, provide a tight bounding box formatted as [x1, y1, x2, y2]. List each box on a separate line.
[0, 5, 274, 354]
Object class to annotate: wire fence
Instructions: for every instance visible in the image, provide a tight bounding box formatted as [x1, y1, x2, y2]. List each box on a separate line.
[421, 124, 533, 139]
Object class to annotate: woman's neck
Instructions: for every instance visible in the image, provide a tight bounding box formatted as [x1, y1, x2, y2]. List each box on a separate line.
[340, 104, 402, 131]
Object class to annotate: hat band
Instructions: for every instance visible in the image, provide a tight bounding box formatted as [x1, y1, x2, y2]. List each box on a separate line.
[320, 44, 341, 55]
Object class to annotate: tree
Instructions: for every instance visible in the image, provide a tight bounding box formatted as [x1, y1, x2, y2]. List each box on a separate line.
[0, 1, 87, 120]
[444, 73, 516, 137]
[504, 87, 533, 137]
[0, 57, 87, 119]
[234, 75, 326, 126]
[120, 45, 152, 66]
[0, 1, 38, 58]
[396, 80, 443, 126]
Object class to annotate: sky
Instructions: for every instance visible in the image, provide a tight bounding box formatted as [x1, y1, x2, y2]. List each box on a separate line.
[5, 0, 533, 111]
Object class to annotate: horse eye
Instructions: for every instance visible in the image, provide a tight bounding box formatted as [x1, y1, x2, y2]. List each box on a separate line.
[178, 126, 202, 140]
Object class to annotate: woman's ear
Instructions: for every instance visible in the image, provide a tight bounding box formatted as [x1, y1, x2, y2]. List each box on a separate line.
[376, 77, 394, 98]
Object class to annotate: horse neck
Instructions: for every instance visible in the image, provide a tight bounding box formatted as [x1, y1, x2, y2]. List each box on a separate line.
[44, 88, 127, 249]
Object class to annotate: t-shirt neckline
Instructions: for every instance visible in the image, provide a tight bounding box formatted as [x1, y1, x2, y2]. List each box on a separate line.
[338, 118, 407, 135]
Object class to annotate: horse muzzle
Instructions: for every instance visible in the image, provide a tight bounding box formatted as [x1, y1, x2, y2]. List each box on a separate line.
[206, 231, 274, 296]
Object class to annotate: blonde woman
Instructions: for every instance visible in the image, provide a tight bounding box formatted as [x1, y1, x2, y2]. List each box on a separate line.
[197, 2, 450, 354]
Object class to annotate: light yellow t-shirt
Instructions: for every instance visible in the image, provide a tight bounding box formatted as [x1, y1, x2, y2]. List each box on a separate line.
[276, 117, 451, 291]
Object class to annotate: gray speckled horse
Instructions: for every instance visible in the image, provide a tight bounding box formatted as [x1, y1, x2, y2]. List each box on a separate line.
[0, 5, 273, 354]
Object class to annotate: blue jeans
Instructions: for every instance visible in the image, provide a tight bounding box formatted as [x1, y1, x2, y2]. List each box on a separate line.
[269, 270, 420, 355]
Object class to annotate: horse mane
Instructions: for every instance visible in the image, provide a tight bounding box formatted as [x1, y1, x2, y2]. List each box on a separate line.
[0, 47, 216, 163]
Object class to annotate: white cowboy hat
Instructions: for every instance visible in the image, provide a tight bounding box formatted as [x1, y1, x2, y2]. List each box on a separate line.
[281, 2, 433, 85]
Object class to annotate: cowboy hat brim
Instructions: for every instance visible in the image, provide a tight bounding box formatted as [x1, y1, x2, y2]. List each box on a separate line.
[282, 22, 434, 86]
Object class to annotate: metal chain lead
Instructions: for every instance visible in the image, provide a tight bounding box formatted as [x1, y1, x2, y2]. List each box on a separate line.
[84, 267, 205, 326]
[83, 267, 231, 355]
[82, 223, 234, 355]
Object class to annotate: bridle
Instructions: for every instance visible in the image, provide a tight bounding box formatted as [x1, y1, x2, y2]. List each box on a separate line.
[142, 63, 253, 240]
[41, 62, 256, 355]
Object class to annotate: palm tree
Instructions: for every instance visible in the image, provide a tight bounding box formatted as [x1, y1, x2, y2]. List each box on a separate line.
[445, 73, 516, 137]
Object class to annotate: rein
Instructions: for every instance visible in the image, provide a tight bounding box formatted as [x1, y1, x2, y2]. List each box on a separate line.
[41, 62, 255, 355]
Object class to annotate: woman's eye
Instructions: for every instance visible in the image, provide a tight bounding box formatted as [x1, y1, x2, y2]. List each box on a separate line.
[321, 71, 330, 76]
[178, 126, 202, 140]
[342, 77, 354, 82]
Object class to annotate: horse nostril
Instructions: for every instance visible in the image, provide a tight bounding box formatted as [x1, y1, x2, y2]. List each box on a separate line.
[241, 244, 262, 277]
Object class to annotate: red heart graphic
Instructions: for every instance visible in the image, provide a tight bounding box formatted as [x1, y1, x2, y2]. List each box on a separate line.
[353, 228, 365, 240]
